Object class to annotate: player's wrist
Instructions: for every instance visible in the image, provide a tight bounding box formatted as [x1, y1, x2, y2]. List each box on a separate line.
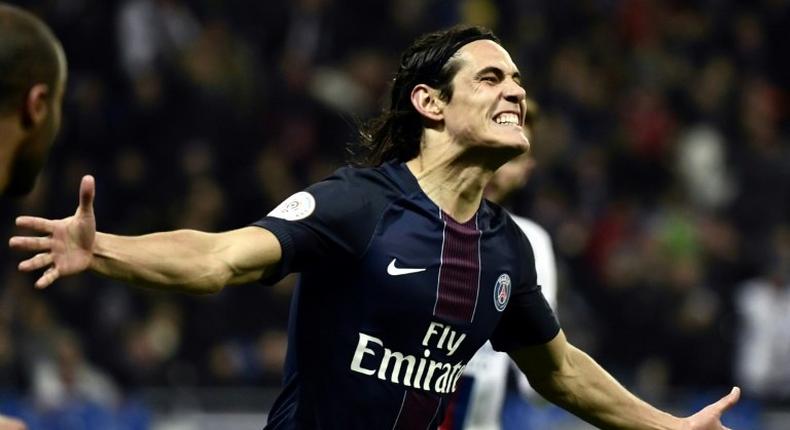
[89, 232, 111, 272]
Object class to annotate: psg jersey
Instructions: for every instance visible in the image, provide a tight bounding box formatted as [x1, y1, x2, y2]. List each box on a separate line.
[253, 162, 559, 429]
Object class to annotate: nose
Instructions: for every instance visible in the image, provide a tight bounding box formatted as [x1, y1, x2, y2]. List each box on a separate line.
[503, 79, 526, 104]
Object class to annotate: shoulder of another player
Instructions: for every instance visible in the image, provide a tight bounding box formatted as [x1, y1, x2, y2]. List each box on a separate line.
[510, 215, 552, 247]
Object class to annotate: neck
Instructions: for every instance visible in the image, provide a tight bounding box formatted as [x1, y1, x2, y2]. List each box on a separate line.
[406, 134, 511, 223]
[484, 186, 507, 206]
[0, 117, 22, 193]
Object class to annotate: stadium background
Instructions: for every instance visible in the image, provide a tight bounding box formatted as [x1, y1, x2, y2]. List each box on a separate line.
[1, 0, 789, 428]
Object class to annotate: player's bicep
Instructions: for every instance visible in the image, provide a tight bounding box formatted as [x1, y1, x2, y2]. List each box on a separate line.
[214, 226, 282, 285]
[508, 329, 567, 382]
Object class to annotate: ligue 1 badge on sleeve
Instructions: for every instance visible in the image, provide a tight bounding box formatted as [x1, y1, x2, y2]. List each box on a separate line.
[493, 273, 511, 312]
[268, 191, 316, 221]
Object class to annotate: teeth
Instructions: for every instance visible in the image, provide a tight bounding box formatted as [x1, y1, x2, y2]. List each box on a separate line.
[494, 113, 519, 125]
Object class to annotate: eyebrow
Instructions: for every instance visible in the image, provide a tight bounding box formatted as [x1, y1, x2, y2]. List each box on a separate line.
[475, 66, 522, 85]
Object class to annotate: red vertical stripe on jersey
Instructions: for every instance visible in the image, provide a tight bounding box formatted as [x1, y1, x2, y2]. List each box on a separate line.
[434, 212, 481, 322]
[392, 390, 442, 430]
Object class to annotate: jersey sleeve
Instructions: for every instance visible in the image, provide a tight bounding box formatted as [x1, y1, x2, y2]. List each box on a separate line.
[489, 223, 560, 352]
[252, 168, 376, 285]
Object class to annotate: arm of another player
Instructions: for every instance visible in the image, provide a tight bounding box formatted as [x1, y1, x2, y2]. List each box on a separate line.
[9, 175, 281, 294]
[509, 330, 740, 430]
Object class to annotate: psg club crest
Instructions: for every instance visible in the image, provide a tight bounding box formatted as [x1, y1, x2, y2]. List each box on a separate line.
[493, 273, 511, 312]
[268, 191, 316, 221]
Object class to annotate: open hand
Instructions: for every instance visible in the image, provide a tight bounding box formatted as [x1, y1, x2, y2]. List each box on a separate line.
[9, 175, 96, 288]
[682, 387, 740, 430]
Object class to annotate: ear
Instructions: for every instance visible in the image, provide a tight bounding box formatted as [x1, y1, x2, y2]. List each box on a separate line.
[410, 84, 444, 122]
[23, 83, 50, 128]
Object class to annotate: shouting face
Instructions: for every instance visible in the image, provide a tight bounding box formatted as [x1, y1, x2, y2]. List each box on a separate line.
[440, 40, 529, 154]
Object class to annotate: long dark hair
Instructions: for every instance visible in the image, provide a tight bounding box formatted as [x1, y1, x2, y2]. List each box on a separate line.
[349, 25, 500, 167]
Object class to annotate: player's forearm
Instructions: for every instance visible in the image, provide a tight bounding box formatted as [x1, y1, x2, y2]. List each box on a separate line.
[91, 230, 231, 294]
[531, 345, 684, 430]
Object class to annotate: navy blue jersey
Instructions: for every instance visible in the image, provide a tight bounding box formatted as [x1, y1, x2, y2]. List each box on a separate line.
[253, 162, 559, 429]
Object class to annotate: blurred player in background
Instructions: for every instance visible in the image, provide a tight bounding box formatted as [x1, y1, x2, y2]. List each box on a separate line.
[0, 3, 67, 429]
[441, 99, 558, 430]
[0, 2, 66, 199]
[11, 25, 740, 429]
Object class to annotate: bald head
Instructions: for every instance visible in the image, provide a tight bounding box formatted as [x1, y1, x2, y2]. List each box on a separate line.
[0, 3, 66, 197]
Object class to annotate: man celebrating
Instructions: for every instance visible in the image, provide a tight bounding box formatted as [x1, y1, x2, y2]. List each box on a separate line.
[11, 25, 739, 429]
[0, 2, 66, 198]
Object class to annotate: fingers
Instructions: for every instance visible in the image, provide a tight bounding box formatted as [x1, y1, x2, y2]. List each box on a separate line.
[715, 387, 741, 414]
[15, 216, 55, 233]
[9, 236, 51, 252]
[35, 267, 60, 289]
[18, 253, 53, 272]
[77, 175, 95, 217]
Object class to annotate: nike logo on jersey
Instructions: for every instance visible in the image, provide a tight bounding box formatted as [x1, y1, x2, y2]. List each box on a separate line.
[387, 258, 427, 276]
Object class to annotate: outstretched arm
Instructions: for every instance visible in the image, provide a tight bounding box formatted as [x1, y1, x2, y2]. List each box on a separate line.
[510, 330, 739, 430]
[10, 175, 281, 294]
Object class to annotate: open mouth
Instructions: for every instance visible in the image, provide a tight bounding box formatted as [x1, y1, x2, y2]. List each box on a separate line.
[492, 111, 521, 127]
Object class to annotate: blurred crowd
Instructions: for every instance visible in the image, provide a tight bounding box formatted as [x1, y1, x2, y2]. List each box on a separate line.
[0, 0, 789, 426]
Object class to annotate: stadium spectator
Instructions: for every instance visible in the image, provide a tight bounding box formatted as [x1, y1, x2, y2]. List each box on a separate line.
[30, 330, 120, 410]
